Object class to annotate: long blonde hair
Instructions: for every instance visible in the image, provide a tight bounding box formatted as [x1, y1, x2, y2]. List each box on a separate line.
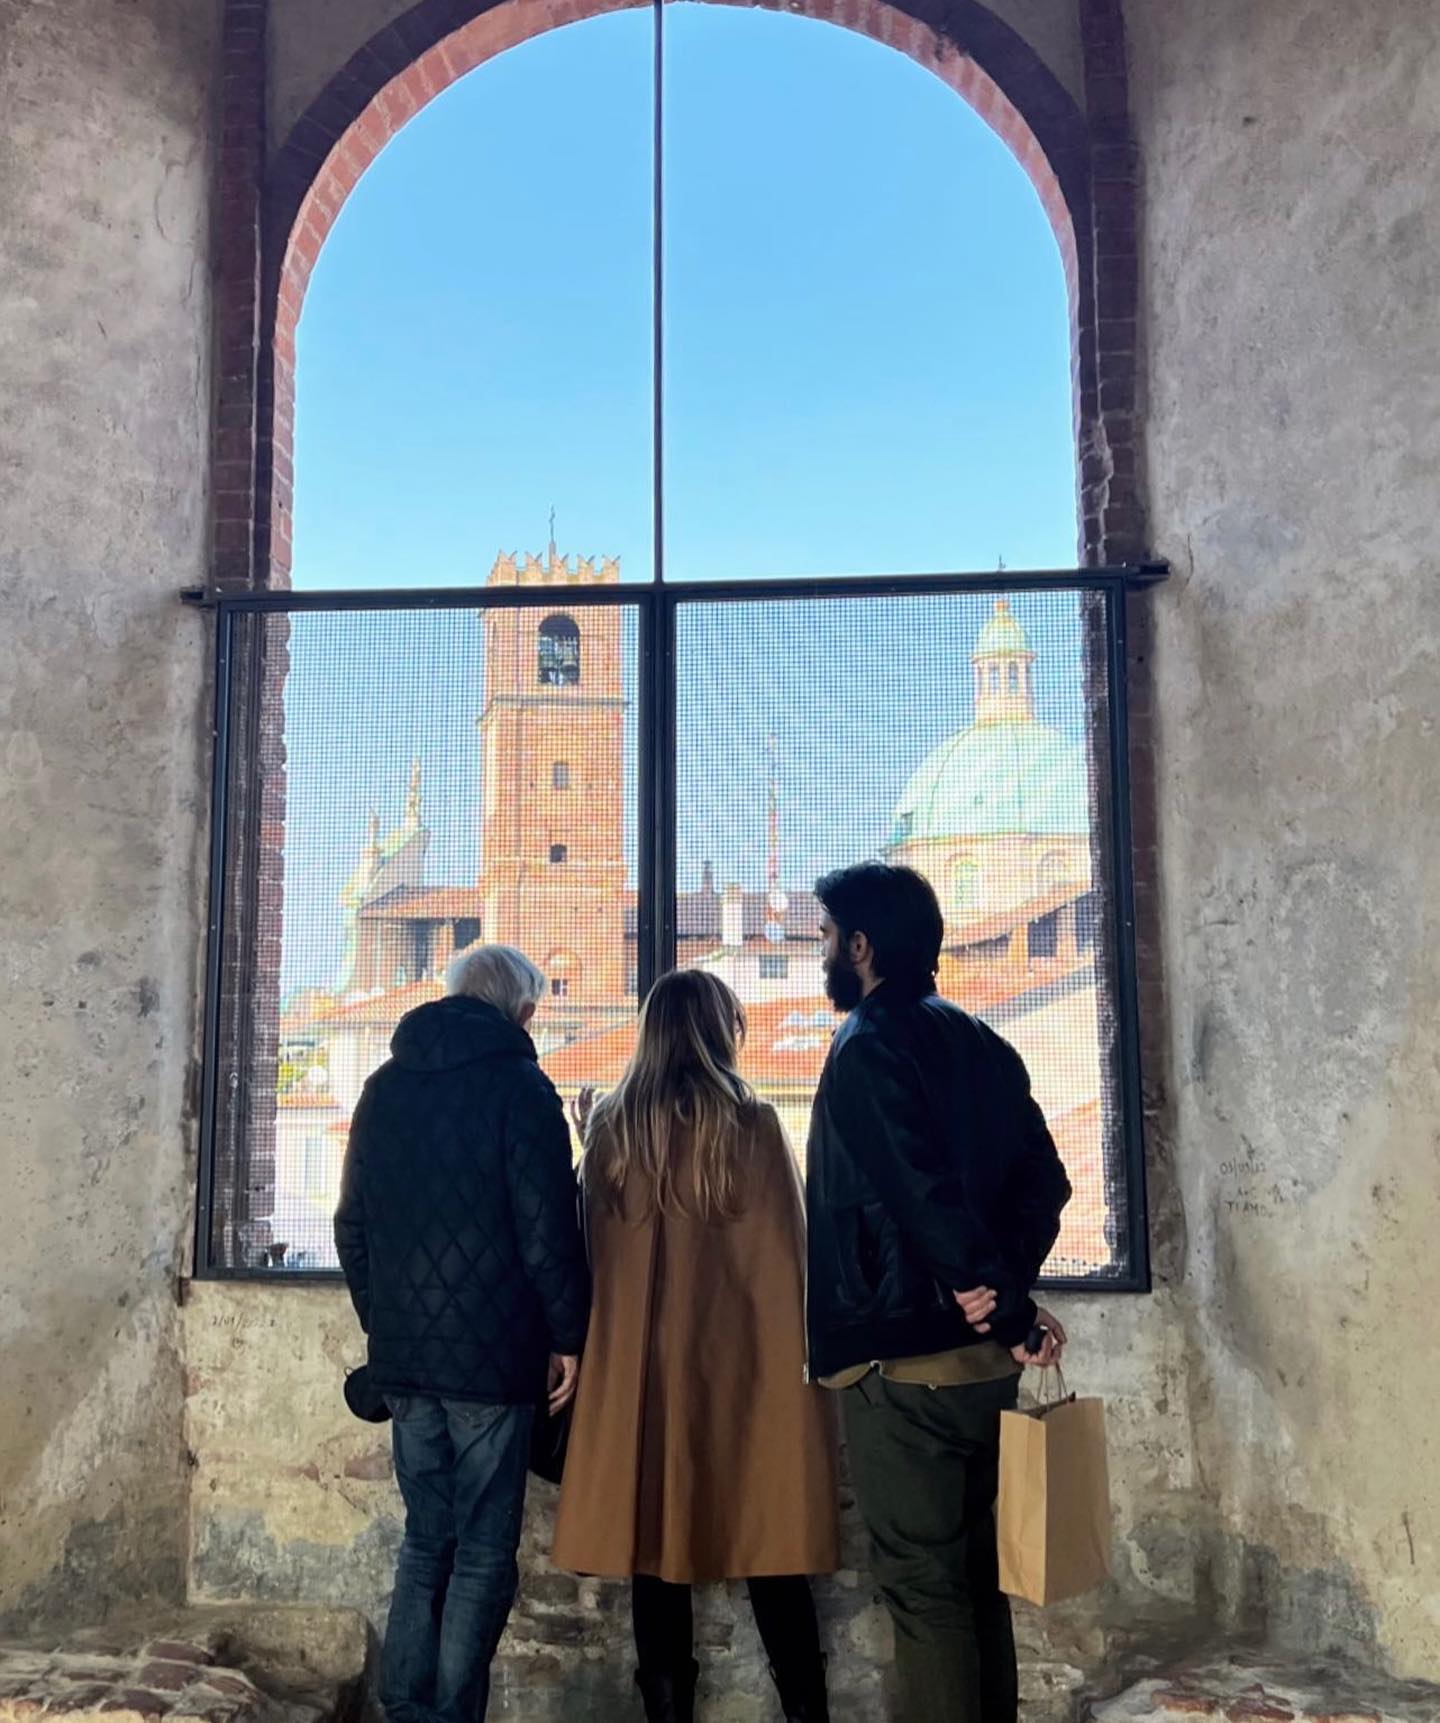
[586, 969, 755, 1221]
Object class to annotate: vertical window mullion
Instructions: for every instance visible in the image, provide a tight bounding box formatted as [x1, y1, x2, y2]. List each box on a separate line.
[1105, 584, 1152, 1291]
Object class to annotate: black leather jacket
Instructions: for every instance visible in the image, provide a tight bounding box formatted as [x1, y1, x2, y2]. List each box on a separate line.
[335, 995, 589, 1405]
[805, 985, 1071, 1379]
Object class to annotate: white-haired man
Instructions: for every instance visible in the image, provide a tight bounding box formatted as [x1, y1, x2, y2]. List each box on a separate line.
[336, 944, 589, 1723]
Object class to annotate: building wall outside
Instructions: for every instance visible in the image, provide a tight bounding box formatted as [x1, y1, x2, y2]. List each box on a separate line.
[0, 0, 218, 1629]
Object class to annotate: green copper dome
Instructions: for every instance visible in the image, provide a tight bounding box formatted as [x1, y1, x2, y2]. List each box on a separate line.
[891, 719, 1090, 843]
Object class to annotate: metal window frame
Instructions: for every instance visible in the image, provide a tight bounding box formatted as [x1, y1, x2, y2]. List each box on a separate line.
[191, 562, 1162, 1289]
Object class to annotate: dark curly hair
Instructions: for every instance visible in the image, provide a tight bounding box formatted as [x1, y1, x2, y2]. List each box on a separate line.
[815, 862, 944, 995]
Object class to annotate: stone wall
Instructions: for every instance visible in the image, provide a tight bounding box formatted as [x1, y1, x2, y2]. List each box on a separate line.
[181, 1284, 1197, 1719]
[0, 0, 219, 1628]
[5, 0, 1440, 1704]
[1129, 0, 1440, 1680]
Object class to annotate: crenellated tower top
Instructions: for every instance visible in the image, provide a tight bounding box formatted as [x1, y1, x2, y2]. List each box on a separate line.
[488, 547, 621, 588]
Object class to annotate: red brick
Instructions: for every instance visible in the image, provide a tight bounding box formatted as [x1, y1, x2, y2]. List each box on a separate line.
[1101, 376, 1137, 413]
[1093, 141, 1139, 183]
[214, 520, 251, 554]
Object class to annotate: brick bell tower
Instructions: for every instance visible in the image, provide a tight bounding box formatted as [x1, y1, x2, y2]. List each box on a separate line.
[476, 545, 629, 1036]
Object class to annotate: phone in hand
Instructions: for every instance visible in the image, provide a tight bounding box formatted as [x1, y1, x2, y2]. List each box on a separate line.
[1025, 1322, 1049, 1356]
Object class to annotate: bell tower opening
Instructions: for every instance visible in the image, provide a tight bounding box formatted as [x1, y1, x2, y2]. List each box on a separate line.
[538, 614, 582, 687]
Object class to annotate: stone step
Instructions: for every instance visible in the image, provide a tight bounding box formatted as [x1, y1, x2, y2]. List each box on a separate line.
[0, 1607, 370, 1723]
[1089, 1653, 1440, 1723]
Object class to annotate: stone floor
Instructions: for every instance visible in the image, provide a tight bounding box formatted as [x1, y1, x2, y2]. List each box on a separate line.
[0, 1608, 369, 1723]
[1091, 1653, 1440, 1723]
[6, 1615, 1439, 1723]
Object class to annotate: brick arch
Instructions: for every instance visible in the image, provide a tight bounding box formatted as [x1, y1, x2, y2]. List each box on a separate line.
[245, 0, 1140, 587]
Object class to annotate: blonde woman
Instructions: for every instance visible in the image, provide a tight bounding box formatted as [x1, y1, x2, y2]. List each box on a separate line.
[552, 969, 838, 1723]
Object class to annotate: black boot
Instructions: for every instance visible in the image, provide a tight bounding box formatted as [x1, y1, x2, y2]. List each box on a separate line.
[769, 1653, 829, 1722]
[635, 1660, 699, 1723]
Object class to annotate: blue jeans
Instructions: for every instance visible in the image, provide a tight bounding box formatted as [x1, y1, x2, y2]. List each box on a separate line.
[380, 1396, 534, 1723]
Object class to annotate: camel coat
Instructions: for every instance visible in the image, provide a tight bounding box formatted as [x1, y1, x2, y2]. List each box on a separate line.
[551, 1104, 840, 1583]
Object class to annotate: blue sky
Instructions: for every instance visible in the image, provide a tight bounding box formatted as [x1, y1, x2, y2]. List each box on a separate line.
[290, 4, 1076, 588]
[280, 5, 1083, 992]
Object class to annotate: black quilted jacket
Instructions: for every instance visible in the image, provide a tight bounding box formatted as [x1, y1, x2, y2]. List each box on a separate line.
[334, 995, 590, 1405]
[806, 985, 1072, 1379]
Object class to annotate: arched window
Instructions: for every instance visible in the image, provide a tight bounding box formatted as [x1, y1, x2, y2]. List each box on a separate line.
[950, 857, 982, 913]
[538, 615, 581, 687]
[206, 3, 1152, 1294]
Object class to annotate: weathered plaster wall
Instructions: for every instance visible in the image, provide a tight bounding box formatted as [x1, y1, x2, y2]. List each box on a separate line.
[267, 0, 1083, 161]
[183, 1274, 1200, 1720]
[191, 1, 1199, 1711]
[1128, 0, 1440, 1679]
[0, 0, 217, 1628]
[8, 0, 1430, 1701]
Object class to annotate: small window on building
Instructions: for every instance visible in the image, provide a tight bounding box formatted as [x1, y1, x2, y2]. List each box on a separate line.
[553, 761, 571, 790]
[550, 843, 568, 864]
[551, 977, 570, 999]
[759, 954, 789, 980]
[950, 857, 981, 913]
[538, 615, 581, 686]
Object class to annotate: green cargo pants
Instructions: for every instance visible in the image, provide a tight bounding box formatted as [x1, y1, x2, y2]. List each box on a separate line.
[842, 1370, 1020, 1723]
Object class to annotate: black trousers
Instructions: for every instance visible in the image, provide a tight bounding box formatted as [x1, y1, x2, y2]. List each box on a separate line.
[842, 1371, 1020, 1723]
[632, 1573, 821, 1678]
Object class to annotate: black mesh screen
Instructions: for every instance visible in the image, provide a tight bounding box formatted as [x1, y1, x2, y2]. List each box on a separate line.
[206, 594, 640, 1272]
[205, 582, 1138, 1284]
[673, 590, 1130, 1281]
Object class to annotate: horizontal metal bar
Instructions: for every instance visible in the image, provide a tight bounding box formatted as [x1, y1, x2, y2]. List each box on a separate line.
[661, 566, 1166, 604]
[189, 1267, 348, 1286]
[189, 584, 648, 614]
[1036, 1273, 1149, 1296]
[184, 562, 1169, 614]
[193, 1264, 1149, 1291]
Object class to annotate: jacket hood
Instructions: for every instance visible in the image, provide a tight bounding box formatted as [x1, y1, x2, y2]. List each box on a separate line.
[389, 994, 537, 1073]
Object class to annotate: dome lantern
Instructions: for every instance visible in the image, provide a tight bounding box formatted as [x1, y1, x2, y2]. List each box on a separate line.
[972, 597, 1036, 724]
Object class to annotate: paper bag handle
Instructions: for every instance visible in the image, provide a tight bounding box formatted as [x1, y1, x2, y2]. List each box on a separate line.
[1033, 1364, 1074, 1414]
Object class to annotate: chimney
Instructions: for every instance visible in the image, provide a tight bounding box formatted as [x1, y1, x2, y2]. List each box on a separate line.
[720, 884, 744, 950]
[701, 859, 716, 896]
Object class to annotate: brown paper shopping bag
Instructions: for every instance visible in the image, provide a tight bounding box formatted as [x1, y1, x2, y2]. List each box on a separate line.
[997, 1380, 1111, 1606]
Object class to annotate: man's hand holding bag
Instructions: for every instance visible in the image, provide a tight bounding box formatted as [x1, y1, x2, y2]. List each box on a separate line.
[997, 1365, 1112, 1607]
